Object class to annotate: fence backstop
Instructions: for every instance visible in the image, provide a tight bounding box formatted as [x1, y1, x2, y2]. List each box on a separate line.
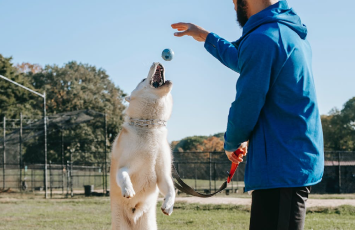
[0, 112, 354, 197]
[0, 110, 109, 197]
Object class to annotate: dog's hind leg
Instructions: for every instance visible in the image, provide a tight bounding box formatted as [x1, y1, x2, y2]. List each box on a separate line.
[116, 167, 135, 198]
[111, 200, 132, 230]
[134, 205, 157, 230]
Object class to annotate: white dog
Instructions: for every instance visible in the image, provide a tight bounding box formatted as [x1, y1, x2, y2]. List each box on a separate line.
[110, 62, 175, 230]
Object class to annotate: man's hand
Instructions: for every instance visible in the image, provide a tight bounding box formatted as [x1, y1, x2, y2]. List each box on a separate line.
[171, 23, 210, 42]
[225, 141, 249, 164]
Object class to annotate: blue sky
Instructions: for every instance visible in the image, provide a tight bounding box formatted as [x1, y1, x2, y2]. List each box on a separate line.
[1, 0, 354, 142]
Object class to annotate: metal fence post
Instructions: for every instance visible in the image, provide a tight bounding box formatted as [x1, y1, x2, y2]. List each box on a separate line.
[102, 164, 105, 194]
[22, 161, 26, 192]
[70, 161, 73, 197]
[19, 113, 23, 191]
[66, 161, 69, 197]
[104, 113, 107, 195]
[31, 164, 34, 193]
[3, 116, 6, 189]
[338, 151, 341, 194]
[61, 129, 64, 195]
[49, 161, 52, 198]
[94, 168, 97, 189]
[214, 162, 216, 192]
[194, 163, 197, 189]
[44, 92, 48, 199]
[209, 152, 212, 193]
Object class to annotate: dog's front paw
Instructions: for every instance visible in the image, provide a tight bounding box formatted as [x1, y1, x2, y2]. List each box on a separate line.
[161, 196, 174, 216]
[122, 185, 135, 199]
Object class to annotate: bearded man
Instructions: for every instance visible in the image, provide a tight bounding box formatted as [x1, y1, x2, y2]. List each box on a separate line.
[172, 0, 324, 229]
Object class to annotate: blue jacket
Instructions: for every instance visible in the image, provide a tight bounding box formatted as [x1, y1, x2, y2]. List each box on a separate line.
[204, 1, 324, 191]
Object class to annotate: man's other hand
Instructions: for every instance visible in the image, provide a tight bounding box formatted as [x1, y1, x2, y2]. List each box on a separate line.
[171, 23, 210, 42]
[225, 141, 248, 164]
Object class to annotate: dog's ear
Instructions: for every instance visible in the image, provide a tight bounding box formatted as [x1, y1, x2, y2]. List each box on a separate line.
[125, 96, 131, 102]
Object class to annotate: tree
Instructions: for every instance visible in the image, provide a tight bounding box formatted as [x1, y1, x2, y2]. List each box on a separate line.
[203, 136, 224, 152]
[20, 61, 126, 164]
[322, 97, 355, 151]
[172, 136, 206, 152]
[0, 54, 40, 120]
[213, 132, 224, 141]
[171, 133, 225, 152]
[16, 62, 42, 74]
[338, 97, 355, 150]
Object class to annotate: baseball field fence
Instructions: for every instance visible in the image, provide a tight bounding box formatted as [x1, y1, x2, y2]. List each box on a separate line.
[172, 151, 355, 194]
[0, 112, 354, 197]
[0, 110, 109, 198]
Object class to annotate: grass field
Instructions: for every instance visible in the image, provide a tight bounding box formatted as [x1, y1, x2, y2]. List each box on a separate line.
[1, 195, 355, 230]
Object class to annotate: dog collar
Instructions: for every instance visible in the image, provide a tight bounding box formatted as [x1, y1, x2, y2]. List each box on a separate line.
[128, 117, 167, 128]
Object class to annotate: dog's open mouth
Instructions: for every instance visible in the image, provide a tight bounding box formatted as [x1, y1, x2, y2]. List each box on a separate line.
[151, 64, 165, 88]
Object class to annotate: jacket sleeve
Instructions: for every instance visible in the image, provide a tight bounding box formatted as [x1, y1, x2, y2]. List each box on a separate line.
[204, 33, 240, 72]
[223, 34, 279, 152]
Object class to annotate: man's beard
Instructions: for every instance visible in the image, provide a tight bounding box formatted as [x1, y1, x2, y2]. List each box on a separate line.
[236, 0, 249, 28]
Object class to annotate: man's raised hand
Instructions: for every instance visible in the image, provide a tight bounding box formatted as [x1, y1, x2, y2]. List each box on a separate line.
[171, 23, 210, 42]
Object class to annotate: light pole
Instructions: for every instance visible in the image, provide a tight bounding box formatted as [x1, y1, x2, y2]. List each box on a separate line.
[0, 75, 48, 199]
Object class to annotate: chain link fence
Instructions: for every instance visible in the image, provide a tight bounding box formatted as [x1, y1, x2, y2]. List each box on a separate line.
[1, 112, 354, 197]
[312, 151, 355, 193]
[173, 151, 245, 194]
[0, 110, 109, 197]
[173, 151, 355, 194]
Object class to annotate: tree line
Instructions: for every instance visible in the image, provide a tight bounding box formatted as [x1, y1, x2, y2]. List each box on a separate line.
[171, 100, 355, 153]
[0, 54, 125, 164]
[322, 98, 355, 151]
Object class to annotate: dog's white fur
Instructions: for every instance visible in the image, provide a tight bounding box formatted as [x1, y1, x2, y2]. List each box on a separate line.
[110, 62, 175, 230]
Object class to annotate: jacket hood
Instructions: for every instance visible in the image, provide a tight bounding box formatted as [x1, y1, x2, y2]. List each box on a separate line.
[235, 1, 307, 47]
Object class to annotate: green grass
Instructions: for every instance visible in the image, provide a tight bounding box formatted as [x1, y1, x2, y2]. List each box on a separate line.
[0, 196, 355, 230]
[0, 198, 111, 230]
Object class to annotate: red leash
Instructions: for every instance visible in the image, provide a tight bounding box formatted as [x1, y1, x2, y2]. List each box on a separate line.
[227, 149, 244, 183]
[172, 148, 244, 197]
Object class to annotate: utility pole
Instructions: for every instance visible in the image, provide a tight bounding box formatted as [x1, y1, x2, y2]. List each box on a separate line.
[43, 92, 48, 198]
[104, 113, 107, 194]
[20, 113, 23, 189]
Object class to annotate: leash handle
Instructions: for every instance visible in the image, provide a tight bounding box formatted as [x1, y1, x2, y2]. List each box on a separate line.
[227, 149, 244, 183]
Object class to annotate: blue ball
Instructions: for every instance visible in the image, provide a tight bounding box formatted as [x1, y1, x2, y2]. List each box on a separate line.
[162, 48, 174, 61]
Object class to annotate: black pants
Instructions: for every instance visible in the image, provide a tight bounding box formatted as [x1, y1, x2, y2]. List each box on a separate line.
[249, 186, 311, 230]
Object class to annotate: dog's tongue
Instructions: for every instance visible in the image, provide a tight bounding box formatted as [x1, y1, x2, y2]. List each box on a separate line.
[152, 65, 164, 88]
